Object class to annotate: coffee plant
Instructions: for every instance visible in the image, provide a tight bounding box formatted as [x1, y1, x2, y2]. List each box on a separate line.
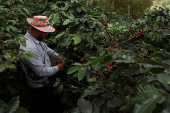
[0, 0, 170, 113]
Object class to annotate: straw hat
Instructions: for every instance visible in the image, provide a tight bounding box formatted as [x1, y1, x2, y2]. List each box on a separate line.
[27, 16, 55, 32]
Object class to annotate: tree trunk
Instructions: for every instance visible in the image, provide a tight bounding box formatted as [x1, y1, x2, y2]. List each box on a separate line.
[110, 0, 115, 12]
[100, 0, 102, 8]
[128, 0, 130, 16]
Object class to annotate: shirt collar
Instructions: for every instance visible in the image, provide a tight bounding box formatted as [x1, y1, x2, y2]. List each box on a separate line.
[25, 31, 40, 45]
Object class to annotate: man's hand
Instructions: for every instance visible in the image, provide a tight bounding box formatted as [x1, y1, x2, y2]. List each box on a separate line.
[57, 55, 65, 64]
[57, 63, 64, 71]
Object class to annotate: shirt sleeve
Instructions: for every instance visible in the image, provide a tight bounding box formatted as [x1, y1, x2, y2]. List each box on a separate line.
[23, 48, 59, 77]
[44, 44, 59, 59]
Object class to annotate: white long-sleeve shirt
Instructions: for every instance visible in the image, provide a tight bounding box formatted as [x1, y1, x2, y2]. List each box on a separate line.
[20, 31, 59, 88]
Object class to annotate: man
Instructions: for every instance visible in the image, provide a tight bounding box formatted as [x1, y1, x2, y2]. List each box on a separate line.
[20, 16, 69, 113]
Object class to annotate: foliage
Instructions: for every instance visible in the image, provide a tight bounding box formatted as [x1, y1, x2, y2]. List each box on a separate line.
[151, 0, 170, 9]
[0, 96, 29, 113]
[0, 0, 170, 113]
[85, 0, 153, 18]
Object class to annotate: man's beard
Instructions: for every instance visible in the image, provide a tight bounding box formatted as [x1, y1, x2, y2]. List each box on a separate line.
[37, 36, 43, 41]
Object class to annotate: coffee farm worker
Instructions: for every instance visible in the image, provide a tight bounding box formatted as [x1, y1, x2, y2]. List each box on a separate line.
[20, 16, 69, 112]
[20, 16, 69, 88]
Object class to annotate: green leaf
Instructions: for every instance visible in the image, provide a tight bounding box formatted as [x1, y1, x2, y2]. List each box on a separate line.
[81, 84, 104, 98]
[6, 26, 10, 32]
[99, 31, 102, 36]
[100, 55, 112, 65]
[164, 77, 170, 85]
[81, 6, 87, 12]
[87, 55, 110, 66]
[107, 97, 124, 108]
[4, 63, 12, 68]
[28, 52, 38, 59]
[22, 52, 31, 60]
[51, 14, 60, 26]
[8, 85, 20, 94]
[119, 104, 134, 112]
[97, 22, 102, 27]
[134, 58, 168, 68]
[76, 7, 82, 12]
[73, 72, 79, 77]
[68, 108, 80, 113]
[115, 22, 120, 27]
[133, 94, 161, 113]
[15, 107, 29, 113]
[4, 53, 12, 60]
[89, 39, 93, 49]
[71, 0, 78, 3]
[109, 63, 129, 79]
[0, 100, 8, 113]
[100, 104, 110, 113]
[63, 19, 71, 25]
[71, 34, 78, 37]
[18, 39, 26, 47]
[6, 96, 20, 113]
[101, 93, 114, 98]
[0, 108, 4, 113]
[8, 64, 17, 70]
[157, 73, 170, 84]
[71, 63, 82, 66]
[150, 50, 170, 58]
[55, 32, 65, 38]
[98, 48, 106, 56]
[22, 8, 30, 16]
[93, 103, 100, 113]
[77, 98, 92, 113]
[63, 37, 71, 46]
[144, 25, 151, 31]
[125, 84, 164, 105]
[124, 66, 146, 76]
[89, 22, 96, 28]
[86, 32, 93, 41]
[57, 84, 63, 95]
[20, 38, 26, 43]
[67, 66, 80, 74]
[72, 36, 81, 45]
[152, 97, 170, 113]
[61, 90, 67, 103]
[78, 67, 85, 81]
[68, 15, 75, 21]
[8, 25, 17, 31]
[0, 64, 6, 72]
[157, 73, 170, 91]
[53, 82, 60, 87]
[87, 77, 96, 82]
[161, 16, 165, 22]
[148, 32, 153, 37]
[19, 0, 24, 4]
[156, 16, 161, 22]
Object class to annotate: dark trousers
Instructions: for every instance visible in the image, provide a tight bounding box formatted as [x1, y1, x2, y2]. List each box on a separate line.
[29, 85, 62, 113]
[28, 70, 69, 113]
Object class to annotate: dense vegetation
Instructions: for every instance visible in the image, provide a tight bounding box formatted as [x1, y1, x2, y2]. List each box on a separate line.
[0, 0, 170, 113]
[151, 0, 170, 9]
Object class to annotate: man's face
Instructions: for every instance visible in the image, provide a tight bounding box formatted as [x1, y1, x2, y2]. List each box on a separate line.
[37, 31, 48, 41]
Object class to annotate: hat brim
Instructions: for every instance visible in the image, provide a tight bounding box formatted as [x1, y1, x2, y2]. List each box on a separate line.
[27, 18, 55, 32]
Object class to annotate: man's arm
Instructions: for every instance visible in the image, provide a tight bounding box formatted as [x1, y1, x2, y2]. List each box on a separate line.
[44, 43, 59, 59]
[23, 48, 59, 77]
[45, 44, 65, 63]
